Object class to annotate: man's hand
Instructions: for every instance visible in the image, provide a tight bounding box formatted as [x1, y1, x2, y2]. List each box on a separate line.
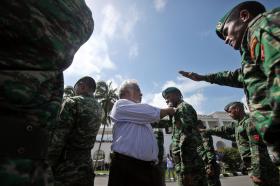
[178, 71, 204, 81]
[206, 164, 215, 176]
[250, 176, 262, 184]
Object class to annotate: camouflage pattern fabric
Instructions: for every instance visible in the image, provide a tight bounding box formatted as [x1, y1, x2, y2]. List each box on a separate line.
[63, 86, 75, 103]
[171, 101, 207, 186]
[198, 132, 221, 186]
[48, 94, 102, 186]
[205, 115, 279, 186]
[0, 1, 94, 185]
[205, 8, 280, 160]
[154, 128, 166, 186]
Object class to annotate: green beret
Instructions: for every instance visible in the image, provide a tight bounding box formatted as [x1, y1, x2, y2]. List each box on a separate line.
[74, 76, 96, 91]
[216, 10, 231, 40]
[224, 101, 244, 112]
[162, 87, 181, 98]
[216, 1, 266, 40]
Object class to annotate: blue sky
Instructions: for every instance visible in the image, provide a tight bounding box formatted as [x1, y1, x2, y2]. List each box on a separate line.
[64, 0, 279, 114]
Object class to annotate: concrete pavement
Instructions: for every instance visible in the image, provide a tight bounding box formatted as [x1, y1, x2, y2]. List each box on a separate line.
[95, 175, 253, 186]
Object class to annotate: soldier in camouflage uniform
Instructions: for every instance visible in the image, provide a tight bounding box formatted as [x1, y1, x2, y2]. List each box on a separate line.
[179, 1, 280, 163]
[197, 120, 221, 186]
[202, 102, 279, 186]
[48, 76, 102, 186]
[0, 1, 94, 186]
[63, 86, 75, 103]
[162, 87, 207, 186]
[154, 128, 166, 186]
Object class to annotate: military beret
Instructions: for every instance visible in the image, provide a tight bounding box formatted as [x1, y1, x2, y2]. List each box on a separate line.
[216, 1, 265, 40]
[224, 101, 244, 112]
[162, 87, 182, 98]
[74, 76, 96, 91]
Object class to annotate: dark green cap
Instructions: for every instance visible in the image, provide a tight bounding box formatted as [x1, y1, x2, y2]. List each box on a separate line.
[162, 87, 182, 98]
[224, 101, 244, 112]
[74, 76, 96, 91]
[216, 10, 231, 40]
[216, 1, 266, 40]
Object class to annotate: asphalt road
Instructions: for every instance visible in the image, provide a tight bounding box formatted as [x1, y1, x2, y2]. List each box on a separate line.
[95, 175, 253, 186]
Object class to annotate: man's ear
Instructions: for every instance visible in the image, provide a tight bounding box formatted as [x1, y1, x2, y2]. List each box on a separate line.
[240, 9, 250, 22]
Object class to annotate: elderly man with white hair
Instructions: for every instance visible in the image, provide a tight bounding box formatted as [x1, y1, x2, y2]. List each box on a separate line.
[108, 80, 175, 186]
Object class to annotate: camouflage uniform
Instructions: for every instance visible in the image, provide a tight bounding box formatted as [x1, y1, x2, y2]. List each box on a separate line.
[212, 6, 280, 161]
[48, 94, 102, 186]
[205, 115, 279, 186]
[154, 128, 166, 186]
[198, 132, 221, 186]
[0, 1, 93, 186]
[172, 102, 207, 186]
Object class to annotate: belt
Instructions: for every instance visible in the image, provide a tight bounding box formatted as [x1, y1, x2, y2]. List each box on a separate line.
[0, 114, 49, 159]
[113, 152, 156, 167]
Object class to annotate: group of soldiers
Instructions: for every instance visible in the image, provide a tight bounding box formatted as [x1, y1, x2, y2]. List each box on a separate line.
[0, 0, 279, 186]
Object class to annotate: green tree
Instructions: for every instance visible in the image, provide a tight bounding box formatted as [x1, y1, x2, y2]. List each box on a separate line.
[94, 81, 118, 170]
[221, 147, 242, 175]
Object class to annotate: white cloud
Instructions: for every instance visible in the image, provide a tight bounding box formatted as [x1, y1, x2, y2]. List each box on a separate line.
[143, 77, 209, 113]
[162, 77, 210, 94]
[184, 92, 206, 114]
[64, 36, 116, 79]
[122, 6, 140, 39]
[101, 4, 120, 39]
[154, 0, 168, 12]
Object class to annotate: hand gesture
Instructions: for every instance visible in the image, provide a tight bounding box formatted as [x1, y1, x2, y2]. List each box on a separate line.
[178, 71, 204, 81]
[250, 176, 262, 184]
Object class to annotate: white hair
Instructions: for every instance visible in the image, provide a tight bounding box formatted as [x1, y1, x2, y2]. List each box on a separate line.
[118, 79, 139, 98]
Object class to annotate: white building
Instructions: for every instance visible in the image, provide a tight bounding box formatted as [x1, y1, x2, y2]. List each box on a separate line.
[91, 112, 234, 163]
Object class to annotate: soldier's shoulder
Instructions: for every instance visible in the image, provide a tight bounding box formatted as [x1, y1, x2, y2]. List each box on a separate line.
[248, 9, 280, 36]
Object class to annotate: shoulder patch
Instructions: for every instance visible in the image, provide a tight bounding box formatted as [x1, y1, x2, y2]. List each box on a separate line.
[250, 37, 258, 61]
[260, 44, 265, 62]
[253, 134, 260, 141]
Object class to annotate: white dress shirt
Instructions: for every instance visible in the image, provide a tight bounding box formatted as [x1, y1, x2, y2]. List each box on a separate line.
[110, 99, 161, 162]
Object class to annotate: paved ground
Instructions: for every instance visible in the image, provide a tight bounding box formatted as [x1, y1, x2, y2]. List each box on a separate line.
[95, 175, 253, 186]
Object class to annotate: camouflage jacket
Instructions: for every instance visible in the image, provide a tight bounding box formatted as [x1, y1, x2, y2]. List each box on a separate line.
[204, 8, 280, 142]
[172, 101, 205, 173]
[197, 132, 216, 169]
[205, 115, 275, 177]
[48, 94, 102, 166]
[153, 128, 164, 162]
[0, 1, 94, 129]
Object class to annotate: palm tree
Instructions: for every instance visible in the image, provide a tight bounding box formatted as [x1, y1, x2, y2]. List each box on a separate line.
[94, 81, 118, 171]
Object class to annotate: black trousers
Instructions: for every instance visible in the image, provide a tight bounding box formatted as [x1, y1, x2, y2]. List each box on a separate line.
[108, 153, 161, 186]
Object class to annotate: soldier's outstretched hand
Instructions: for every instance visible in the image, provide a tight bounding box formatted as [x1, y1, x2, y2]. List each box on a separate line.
[178, 71, 204, 81]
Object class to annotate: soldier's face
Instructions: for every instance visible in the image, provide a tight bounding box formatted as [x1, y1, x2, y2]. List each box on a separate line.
[223, 19, 247, 50]
[165, 93, 179, 107]
[227, 106, 240, 120]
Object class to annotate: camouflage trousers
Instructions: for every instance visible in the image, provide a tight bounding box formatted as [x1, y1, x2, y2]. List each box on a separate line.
[52, 157, 95, 186]
[0, 157, 52, 186]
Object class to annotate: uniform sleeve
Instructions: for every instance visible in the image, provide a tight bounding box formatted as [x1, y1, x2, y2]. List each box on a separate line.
[246, 120, 262, 178]
[202, 133, 216, 164]
[48, 98, 76, 166]
[204, 69, 244, 88]
[205, 123, 235, 139]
